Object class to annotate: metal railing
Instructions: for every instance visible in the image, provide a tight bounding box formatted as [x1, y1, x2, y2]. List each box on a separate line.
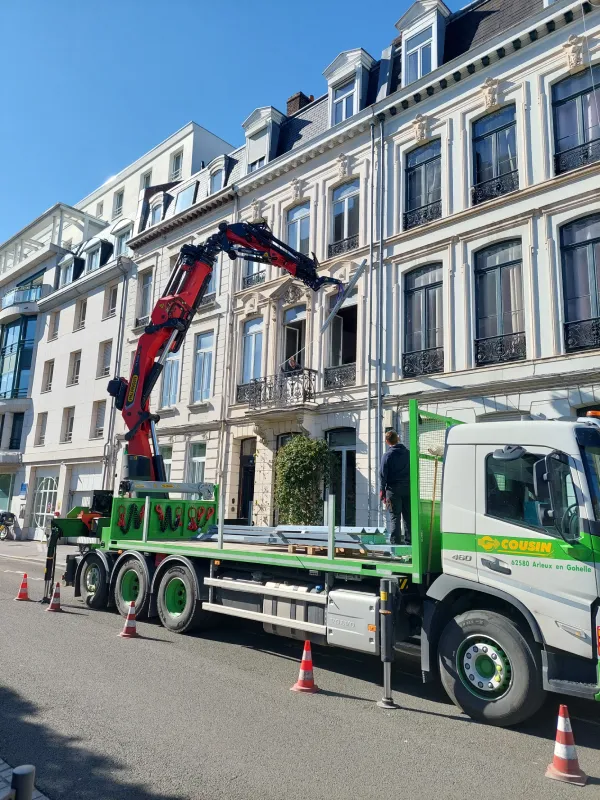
[328, 234, 359, 259]
[323, 362, 356, 389]
[402, 347, 444, 377]
[237, 368, 317, 409]
[475, 332, 526, 366]
[403, 199, 442, 231]
[564, 318, 600, 352]
[242, 271, 266, 289]
[555, 138, 600, 175]
[134, 315, 150, 329]
[471, 170, 518, 205]
[1, 285, 45, 309]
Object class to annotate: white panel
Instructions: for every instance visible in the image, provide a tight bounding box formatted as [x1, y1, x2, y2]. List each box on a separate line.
[70, 465, 102, 492]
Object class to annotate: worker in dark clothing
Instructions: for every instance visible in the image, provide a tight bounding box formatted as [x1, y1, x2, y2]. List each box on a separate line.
[379, 430, 411, 545]
[281, 356, 301, 373]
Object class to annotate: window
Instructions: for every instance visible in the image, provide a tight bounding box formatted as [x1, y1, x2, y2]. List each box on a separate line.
[330, 179, 360, 256]
[0, 317, 36, 400]
[87, 247, 101, 273]
[175, 184, 196, 214]
[59, 260, 74, 288]
[161, 351, 180, 408]
[241, 318, 263, 384]
[104, 285, 118, 318]
[403, 264, 443, 377]
[405, 26, 433, 85]
[193, 332, 213, 402]
[242, 259, 265, 289]
[170, 151, 183, 180]
[150, 203, 162, 226]
[42, 360, 54, 392]
[0, 473, 13, 512]
[287, 203, 310, 255]
[9, 413, 24, 450]
[561, 214, 600, 352]
[159, 445, 173, 481]
[113, 189, 124, 219]
[325, 293, 357, 388]
[137, 271, 153, 325]
[48, 312, 59, 341]
[188, 443, 206, 498]
[404, 140, 442, 230]
[92, 400, 106, 438]
[327, 428, 356, 526]
[475, 241, 525, 366]
[333, 79, 355, 125]
[33, 476, 58, 530]
[141, 170, 152, 190]
[283, 305, 306, 367]
[68, 350, 82, 386]
[553, 65, 600, 175]
[115, 228, 131, 257]
[97, 340, 112, 378]
[472, 105, 518, 204]
[74, 299, 87, 331]
[210, 169, 223, 194]
[96, 201, 104, 218]
[62, 407, 75, 443]
[35, 412, 48, 446]
[248, 157, 265, 173]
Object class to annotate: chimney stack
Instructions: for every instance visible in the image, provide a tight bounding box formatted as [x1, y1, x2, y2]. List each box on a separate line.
[286, 92, 313, 116]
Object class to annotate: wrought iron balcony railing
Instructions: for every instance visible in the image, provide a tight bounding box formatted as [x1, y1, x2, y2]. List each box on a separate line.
[403, 199, 442, 231]
[564, 318, 600, 353]
[402, 347, 444, 378]
[323, 363, 356, 389]
[237, 368, 317, 409]
[328, 234, 359, 259]
[555, 139, 600, 175]
[8, 436, 22, 450]
[471, 170, 519, 205]
[242, 271, 266, 289]
[475, 332, 526, 366]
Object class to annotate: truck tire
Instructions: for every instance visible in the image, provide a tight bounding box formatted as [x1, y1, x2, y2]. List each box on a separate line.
[114, 558, 150, 620]
[156, 563, 210, 633]
[438, 609, 545, 727]
[79, 553, 109, 609]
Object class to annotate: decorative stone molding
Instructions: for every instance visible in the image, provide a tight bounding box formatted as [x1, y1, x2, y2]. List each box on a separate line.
[412, 114, 429, 142]
[250, 198, 263, 222]
[291, 178, 302, 202]
[563, 35, 585, 72]
[243, 294, 258, 317]
[482, 78, 500, 110]
[337, 153, 349, 179]
[282, 283, 304, 306]
[254, 423, 270, 447]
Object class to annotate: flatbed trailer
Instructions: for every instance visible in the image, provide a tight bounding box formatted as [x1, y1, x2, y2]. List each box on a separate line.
[48, 400, 600, 727]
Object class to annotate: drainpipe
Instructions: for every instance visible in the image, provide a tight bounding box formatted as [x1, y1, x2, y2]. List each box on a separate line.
[367, 119, 376, 525]
[376, 113, 385, 527]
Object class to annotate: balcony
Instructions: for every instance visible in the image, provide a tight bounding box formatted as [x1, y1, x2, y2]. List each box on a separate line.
[134, 315, 150, 329]
[237, 369, 317, 410]
[403, 200, 442, 231]
[328, 234, 359, 259]
[564, 318, 600, 353]
[471, 170, 519, 206]
[555, 139, 600, 176]
[475, 332, 526, 366]
[0, 451, 22, 464]
[242, 271, 266, 290]
[323, 363, 356, 389]
[0, 284, 51, 324]
[402, 348, 444, 378]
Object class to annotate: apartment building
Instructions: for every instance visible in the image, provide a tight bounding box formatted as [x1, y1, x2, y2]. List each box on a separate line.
[127, 0, 600, 530]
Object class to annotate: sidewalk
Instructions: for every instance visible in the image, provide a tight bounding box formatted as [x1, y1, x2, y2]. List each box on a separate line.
[0, 758, 49, 800]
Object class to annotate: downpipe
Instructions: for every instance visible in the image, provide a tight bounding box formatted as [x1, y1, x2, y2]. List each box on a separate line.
[376, 113, 385, 527]
[367, 119, 375, 525]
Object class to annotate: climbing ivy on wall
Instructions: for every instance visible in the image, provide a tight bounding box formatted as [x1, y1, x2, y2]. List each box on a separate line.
[274, 435, 331, 525]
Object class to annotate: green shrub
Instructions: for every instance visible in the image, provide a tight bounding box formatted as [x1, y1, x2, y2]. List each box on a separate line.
[274, 436, 331, 524]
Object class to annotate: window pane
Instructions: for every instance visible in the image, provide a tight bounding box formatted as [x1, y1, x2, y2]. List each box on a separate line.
[405, 264, 443, 290]
[474, 137, 494, 183]
[333, 200, 345, 241]
[476, 271, 498, 338]
[426, 284, 443, 348]
[253, 332, 262, 379]
[486, 453, 544, 527]
[554, 98, 580, 153]
[563, 246, 592, 321]
[334, 101, 343, 125]
[244, 318, 262, 336]
[328, 428, 356, 448]
[283, 305, 306, 324]
[346, 194, 359, 237]
[407, 140, 441, 168]
[287, 219, 298, 249]
[497, 125, 517, 174]
[582, 89, 600, 144]
[331, 316, 343, 366]
[424, 158, 441, 204]
[242, 337, 253, 383]
[421, 42, 431, 76]
[474, 106, 516, 138]
[500, 263, 524, 333]
[477, 241, 522, 270]
[407, 26, 432, 51]
[299, 215, 310, 255]
[175, 184, 196, 213]
[407, 51, 419, 84]
[334, 80, 354, 100]
[562, 215, 600, 246]
[407, 167, 424, 210]
[553, 67, 598, 102]
[332, 180, 359, 202]
[287, 202, 309, 222]
[405, 291, 423, 352]
[210, 170, 223, 194]
[345, 94, 353, 119]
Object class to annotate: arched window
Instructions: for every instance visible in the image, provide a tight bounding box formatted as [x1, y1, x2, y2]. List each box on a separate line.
[403, 264, 443, 377]
[474, 241, 525, 366]
[552, 65, 600, 175]
[561, 214, 600, 352]
[33, 476, 58, 532]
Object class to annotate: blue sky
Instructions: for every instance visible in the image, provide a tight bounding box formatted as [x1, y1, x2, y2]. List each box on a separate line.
[0, 0, 462, 243]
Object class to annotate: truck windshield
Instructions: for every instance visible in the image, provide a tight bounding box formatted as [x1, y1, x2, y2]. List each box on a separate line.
[581, 445, 600, 522]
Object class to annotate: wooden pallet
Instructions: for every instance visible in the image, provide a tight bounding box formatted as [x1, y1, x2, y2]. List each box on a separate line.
[287, 544, 367, 557]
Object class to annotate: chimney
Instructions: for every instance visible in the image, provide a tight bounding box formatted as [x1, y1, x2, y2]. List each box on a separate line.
[286, 92, 313, 116]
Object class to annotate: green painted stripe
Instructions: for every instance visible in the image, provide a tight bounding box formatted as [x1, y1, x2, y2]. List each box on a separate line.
[442, 531, 596, 561]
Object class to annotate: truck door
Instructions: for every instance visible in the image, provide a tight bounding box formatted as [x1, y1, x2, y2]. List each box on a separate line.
[475, 444, 597, 661]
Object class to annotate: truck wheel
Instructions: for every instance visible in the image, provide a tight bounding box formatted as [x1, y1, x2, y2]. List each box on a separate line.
[114, 558, 150, 619]
[156, 564, 208, 633]
[79, 553, 109, 609]
[438, 609, 545, 727]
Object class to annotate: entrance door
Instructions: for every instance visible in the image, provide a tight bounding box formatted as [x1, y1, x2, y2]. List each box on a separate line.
[327, 428, 356, 526]
[32, 473, 59, 540]
[238, 438, 256, 523]
[475, 443, 598, 662]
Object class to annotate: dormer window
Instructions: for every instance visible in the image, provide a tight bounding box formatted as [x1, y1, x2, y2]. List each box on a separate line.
[242, 108, 284, 174]
[248, 157, 265, 173]
[405, 26, 432, 84]
[210, 169, 223, 194]
[333, 80, 356, 124]
[396, 0, 450, 88]
[150, 203, 162, 226]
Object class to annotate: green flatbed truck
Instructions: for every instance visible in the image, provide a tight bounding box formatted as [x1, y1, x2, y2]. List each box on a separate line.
[47, 400, 600, 726]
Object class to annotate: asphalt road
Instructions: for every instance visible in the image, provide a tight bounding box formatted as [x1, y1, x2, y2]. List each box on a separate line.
[0, 543, 599, 800]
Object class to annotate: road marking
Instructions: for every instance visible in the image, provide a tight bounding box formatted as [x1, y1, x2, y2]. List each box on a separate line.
[572, 715, 600, 728]
[4, 570, 43, 580]
[0, 553, 66, 567]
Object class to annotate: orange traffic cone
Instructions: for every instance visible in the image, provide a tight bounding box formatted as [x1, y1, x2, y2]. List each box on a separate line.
[545, 705, 588, 786]
[47, 582, 62, 612]
[14, 573, 30, 601]
[118, 601, 139, 638]
[291, 640, 319, 693]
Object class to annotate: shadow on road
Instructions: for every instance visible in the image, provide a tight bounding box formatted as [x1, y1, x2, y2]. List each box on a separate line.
[0, 686, 185, 800]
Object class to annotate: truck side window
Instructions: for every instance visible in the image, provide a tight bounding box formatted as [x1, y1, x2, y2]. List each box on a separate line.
[485, 452, 545, 530]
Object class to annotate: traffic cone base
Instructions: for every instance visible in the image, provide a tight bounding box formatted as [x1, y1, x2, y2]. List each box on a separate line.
[119, 601, 139, 638]
[15, 573, 30, 601]
[545, 705, 588, 786]
[47, 582, 62, 612]
[291, 640, 319, 694]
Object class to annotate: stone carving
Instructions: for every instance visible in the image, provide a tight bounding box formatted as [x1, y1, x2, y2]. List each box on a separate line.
[337, 153, 349, 179]
[563, 35, 585, 71]
[254, 423, 269, 447]
[412, 114, 429, 142]
[282, 283, 304, 306]
[482, 78, 500, 110]
[291, 178, 302, 202]
[244, 295, 258, 316]
[250, 198, 263, 222]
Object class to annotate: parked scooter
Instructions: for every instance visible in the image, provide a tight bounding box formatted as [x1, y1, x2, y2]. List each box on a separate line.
[0, 511, 16, 540]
